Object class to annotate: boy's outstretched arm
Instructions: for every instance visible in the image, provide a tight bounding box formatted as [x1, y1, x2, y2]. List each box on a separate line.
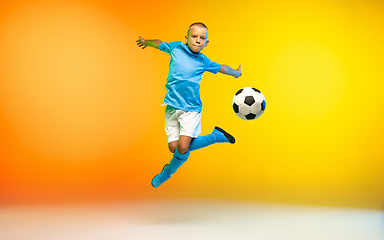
[219, 65, 242, 78]
[136, 36, 163, 49]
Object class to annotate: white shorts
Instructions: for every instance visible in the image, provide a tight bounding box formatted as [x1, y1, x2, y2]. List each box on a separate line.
[164, 105, 201, 143]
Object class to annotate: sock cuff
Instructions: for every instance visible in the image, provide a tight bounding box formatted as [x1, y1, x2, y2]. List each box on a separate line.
[174, 149, 190, 161]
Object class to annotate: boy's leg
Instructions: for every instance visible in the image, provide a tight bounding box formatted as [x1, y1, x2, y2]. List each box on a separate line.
[189, 126, 235, 152]
[153, 107, 189, 188]
[152, 136, 192, 188]
[168, 140, 178, 153]
[176, 135, 192, 154]
[152, 127, 235, 187]
[163, 136, 191, 176]
[168, 135, 192, 153]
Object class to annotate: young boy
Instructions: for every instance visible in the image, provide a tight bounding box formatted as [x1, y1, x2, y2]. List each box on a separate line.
[136, 22, 242, 188]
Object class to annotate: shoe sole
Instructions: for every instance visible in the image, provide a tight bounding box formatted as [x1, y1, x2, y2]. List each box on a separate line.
[215, 126, 236, 144]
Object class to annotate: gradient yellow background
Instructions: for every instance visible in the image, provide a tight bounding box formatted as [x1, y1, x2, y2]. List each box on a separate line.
[0, 0, 383, 209]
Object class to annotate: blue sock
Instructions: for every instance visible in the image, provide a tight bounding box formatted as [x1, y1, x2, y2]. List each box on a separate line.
[152, 126, 235, 187]
[164, 149, 190, 174]
[151, 149, 190, 188]
[189, 127, 235, 151]
[189, 134, 216, 151]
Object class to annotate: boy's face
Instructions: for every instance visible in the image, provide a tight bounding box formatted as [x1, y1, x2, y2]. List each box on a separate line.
[185, 26, 209, 53]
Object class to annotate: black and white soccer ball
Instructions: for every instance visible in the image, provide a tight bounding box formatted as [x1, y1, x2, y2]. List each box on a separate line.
[232, 87, 266, 121]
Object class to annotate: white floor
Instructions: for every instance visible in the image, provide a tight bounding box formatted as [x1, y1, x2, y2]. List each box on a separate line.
[0, 199, 382, 240]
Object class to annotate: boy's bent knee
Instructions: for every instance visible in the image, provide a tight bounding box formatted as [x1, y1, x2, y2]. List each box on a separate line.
[177, 148, 189, 154]
[176, 145, 189, 154]
[177, 135, 192, 154]
[168, 141, 177, 153]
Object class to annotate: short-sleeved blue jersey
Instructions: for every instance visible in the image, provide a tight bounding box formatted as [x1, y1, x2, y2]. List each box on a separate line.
[159, 41, 221, 112]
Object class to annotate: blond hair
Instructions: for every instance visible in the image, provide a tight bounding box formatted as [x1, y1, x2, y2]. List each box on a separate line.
[187, 22, 208, 35]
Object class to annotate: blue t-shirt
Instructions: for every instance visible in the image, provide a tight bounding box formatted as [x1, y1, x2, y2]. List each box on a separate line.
[159, 41, 221, 112]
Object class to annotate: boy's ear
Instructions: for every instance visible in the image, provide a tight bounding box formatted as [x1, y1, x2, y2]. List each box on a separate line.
[185, 36, 188, 44]
[205, 40, 209, 47]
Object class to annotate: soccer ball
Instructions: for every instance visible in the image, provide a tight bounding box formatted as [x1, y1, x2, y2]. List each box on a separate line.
[232, 87, 266, 120]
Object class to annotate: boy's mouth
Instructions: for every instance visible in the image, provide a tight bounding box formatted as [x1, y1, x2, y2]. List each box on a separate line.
[187, 43, 201, 52]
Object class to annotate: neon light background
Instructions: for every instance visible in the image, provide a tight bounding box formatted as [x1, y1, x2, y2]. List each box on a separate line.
[0, 0, 383, 209]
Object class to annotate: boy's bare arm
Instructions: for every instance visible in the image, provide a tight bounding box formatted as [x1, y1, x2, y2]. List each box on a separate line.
[136, 36, 163, 49]
[219, 65, 242, 78]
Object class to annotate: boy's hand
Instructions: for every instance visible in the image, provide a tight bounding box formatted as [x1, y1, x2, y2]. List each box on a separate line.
[136, 36, 147, 49]
[236, 65, 242, 78]
[136, 37, 162, 49]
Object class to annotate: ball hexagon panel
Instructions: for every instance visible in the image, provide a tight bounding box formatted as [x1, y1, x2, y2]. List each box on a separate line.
[252, 93, 265, 103]
[242, 87, 255, 96]
[233, 94, 245, 106]
[238, 103, 251, 115]
[250, 101, 261, 114]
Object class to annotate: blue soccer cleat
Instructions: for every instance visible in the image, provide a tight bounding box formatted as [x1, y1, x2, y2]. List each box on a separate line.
[151, 164, 171, 188]
[212, 126, 235, 144]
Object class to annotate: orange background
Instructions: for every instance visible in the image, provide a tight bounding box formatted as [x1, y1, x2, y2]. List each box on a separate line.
[0, 0, 383, 209]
